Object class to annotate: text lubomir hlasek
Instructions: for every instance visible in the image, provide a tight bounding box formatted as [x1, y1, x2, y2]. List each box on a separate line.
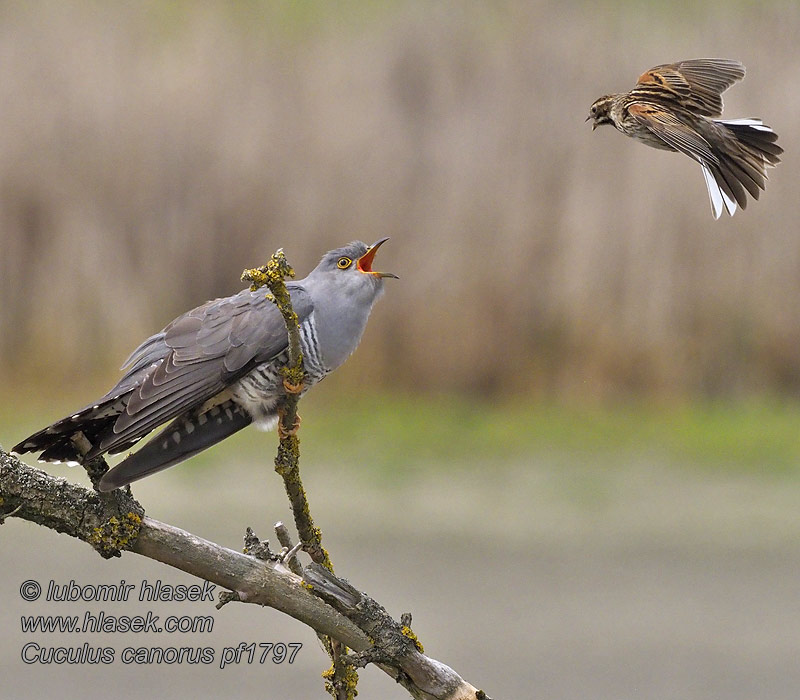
[44, 579, 216, 603]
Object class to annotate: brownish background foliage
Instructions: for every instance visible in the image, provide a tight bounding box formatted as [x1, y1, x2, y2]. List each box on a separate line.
[1, 1, 798, 399]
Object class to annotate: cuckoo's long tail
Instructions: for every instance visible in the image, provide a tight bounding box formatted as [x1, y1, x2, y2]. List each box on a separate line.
[98, 400, 252, 492]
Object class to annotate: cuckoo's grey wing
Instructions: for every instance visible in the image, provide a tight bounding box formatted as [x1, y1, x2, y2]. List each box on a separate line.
[636, 59, 745, 117]
[86, 284, 313, 458]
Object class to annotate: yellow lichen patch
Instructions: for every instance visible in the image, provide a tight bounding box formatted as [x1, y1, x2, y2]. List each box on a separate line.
[241, 267, 267, 291]
[88, 511, 142, 557]
[241, 250, 296, 293]
[321, 663, 336, 697]
[343, 664, 359, 698]
[322, 662, 359, 699]
[316, 540, 333, 572]
[401, 625, 424, 653]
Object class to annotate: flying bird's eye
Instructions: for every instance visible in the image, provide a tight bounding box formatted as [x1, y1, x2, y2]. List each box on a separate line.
[337, 257, 352, 269]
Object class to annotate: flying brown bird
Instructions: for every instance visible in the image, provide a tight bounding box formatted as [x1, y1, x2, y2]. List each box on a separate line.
[588, 59, 782, 219]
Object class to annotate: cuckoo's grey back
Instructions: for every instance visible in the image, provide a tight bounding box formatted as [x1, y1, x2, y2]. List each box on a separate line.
[13, 239, 396, 491]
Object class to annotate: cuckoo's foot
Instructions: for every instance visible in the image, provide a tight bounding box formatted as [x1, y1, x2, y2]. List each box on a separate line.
[282, 377, 304, 395]
[277, 412, 302, 439]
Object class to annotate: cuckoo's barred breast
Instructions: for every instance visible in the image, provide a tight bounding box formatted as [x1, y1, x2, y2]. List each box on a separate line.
[230, 314, 331, 429]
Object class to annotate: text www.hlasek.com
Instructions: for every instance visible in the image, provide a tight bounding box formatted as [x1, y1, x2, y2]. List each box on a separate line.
[22, 611, 214, 634]
[19, 579, 302, 668]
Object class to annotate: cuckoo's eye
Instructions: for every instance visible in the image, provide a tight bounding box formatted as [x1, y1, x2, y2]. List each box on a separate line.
[337, 257, 352, 269]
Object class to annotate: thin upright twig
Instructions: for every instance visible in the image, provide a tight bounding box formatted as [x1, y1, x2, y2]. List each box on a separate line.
[242, 249, 353, 699]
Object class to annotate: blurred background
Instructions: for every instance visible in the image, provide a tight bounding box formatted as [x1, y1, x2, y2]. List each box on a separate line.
[3, 1, 800, 698]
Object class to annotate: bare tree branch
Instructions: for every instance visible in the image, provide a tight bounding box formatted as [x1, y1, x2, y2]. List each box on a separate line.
[0, 449, 487, 700]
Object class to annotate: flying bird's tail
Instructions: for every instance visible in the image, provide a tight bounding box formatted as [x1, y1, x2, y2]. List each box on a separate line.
[701, 118, 783, 219]
[97, 400, 252, 492]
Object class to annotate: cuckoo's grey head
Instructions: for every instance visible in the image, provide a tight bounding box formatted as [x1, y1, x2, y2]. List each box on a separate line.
[309, 238, 398, 302]
[303, 238, 397, 371]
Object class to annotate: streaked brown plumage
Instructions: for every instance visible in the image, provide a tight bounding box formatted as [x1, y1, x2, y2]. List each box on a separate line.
[588, 59, 782, 219]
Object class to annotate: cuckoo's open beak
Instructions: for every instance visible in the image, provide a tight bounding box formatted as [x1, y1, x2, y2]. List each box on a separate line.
[358, 237, 399, 279]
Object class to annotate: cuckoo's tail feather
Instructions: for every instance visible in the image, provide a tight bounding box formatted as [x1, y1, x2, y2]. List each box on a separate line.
[11, 394, 129, 464]
[98, 400, 252, 492]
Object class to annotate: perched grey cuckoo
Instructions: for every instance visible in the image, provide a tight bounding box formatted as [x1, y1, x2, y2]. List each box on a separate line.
[13, 239, 396, 491]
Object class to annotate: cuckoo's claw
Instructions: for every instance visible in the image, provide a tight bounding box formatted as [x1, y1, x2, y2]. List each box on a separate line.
[282, 377, 304, 395]
[277, 412, 302, 439]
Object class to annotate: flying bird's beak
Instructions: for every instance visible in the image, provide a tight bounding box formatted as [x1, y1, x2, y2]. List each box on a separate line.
[357, 237, 399, 279]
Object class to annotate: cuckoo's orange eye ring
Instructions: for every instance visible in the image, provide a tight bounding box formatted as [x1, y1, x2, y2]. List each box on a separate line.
[337, 257, 352, 269]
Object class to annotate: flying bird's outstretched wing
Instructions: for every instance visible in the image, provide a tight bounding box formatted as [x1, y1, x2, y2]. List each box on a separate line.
[635, 59, 745, 117]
